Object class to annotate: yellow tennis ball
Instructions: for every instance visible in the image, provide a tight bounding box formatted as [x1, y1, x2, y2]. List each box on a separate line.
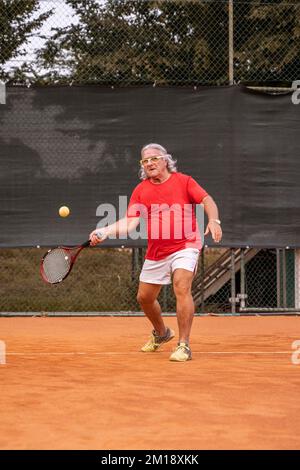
[59, 206, 70, 217]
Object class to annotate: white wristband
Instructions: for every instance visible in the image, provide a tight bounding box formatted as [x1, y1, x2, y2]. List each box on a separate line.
[210, 219, 221, 225]
[96, 230, 105, 239]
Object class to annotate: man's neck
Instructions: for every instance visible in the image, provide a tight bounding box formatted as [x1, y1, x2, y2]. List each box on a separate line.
[150, 172, 171, 184]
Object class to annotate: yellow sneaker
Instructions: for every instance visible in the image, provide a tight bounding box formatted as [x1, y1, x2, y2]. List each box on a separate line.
[141, 327, 175, 352]
[169, 343, 192, 362]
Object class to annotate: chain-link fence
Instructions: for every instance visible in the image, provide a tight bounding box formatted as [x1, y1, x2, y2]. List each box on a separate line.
[1, 0, 299, 86]
[240, 248, 297, 312]
[0, 247, 297, 314]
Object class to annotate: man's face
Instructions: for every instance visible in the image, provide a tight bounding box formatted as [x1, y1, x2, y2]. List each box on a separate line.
[140, 148, 168, 178]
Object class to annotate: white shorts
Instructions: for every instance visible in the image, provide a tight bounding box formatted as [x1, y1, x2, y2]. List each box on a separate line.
[139, 248, 200, 285]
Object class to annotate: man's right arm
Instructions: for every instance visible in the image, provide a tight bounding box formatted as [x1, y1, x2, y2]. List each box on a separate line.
[89, 216, 140, 246]
[90, 184, 143, 245]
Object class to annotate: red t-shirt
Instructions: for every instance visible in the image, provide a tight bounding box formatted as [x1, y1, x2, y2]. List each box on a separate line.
[127, 172, 208, 260]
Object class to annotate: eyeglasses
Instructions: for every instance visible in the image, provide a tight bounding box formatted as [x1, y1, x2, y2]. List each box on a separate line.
[140, 155, 164, 166]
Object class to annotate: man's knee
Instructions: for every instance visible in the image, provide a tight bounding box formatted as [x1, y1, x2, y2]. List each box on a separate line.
[173, 280, 192, 297]
[137, 291, 156, 305]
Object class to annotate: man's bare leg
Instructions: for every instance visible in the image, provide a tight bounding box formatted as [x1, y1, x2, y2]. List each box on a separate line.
[137, 281, 166, 336]
[172, 269, 195, 344]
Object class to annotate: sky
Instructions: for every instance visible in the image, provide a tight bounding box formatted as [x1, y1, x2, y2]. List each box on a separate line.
[5, 0, 80, 74]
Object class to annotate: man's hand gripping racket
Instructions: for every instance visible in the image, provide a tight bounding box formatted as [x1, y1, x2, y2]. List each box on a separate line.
[40, 230, 106, 284]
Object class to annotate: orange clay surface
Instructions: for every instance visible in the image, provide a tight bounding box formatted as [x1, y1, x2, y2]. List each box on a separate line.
[0, 316, 299, 450]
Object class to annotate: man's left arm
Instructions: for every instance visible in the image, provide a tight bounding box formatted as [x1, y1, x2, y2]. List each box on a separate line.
[187, 177, 222, 244]
[202, 195, 222, 243]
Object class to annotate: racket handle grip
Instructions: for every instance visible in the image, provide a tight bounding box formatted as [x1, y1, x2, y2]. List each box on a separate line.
[86, 230, 105, 247]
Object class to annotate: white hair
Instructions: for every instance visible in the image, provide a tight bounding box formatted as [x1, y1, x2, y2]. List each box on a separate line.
[139, 143, 177, 180]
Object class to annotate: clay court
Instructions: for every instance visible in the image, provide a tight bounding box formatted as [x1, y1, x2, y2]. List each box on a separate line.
[0, 316, 299, 450]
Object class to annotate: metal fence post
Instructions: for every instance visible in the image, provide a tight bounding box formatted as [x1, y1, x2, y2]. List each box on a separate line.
[131, 248, 136, 281]
[230, 248, 236, 314]
[228, 0, 234, 85]
[240, 248, 246, 309]
[200, 247, 205, 313]
[138, 248, 143, 269]
[282, 248, 287, 308]
[276, 249, 281, 308]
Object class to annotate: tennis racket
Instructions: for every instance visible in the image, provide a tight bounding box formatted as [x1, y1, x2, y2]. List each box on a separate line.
[40, 233, 103, 284]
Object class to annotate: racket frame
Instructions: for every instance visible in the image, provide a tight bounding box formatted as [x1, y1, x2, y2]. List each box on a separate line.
[40, 240, 91, 284]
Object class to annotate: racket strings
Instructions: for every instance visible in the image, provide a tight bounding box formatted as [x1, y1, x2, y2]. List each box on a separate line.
[42, 248, 71, 283]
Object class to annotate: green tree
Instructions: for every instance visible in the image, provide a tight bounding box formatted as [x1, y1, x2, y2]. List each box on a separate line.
[0, 0, 53, 82]
[234, 0, 300, 82]
[35, 0, 229, 85]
